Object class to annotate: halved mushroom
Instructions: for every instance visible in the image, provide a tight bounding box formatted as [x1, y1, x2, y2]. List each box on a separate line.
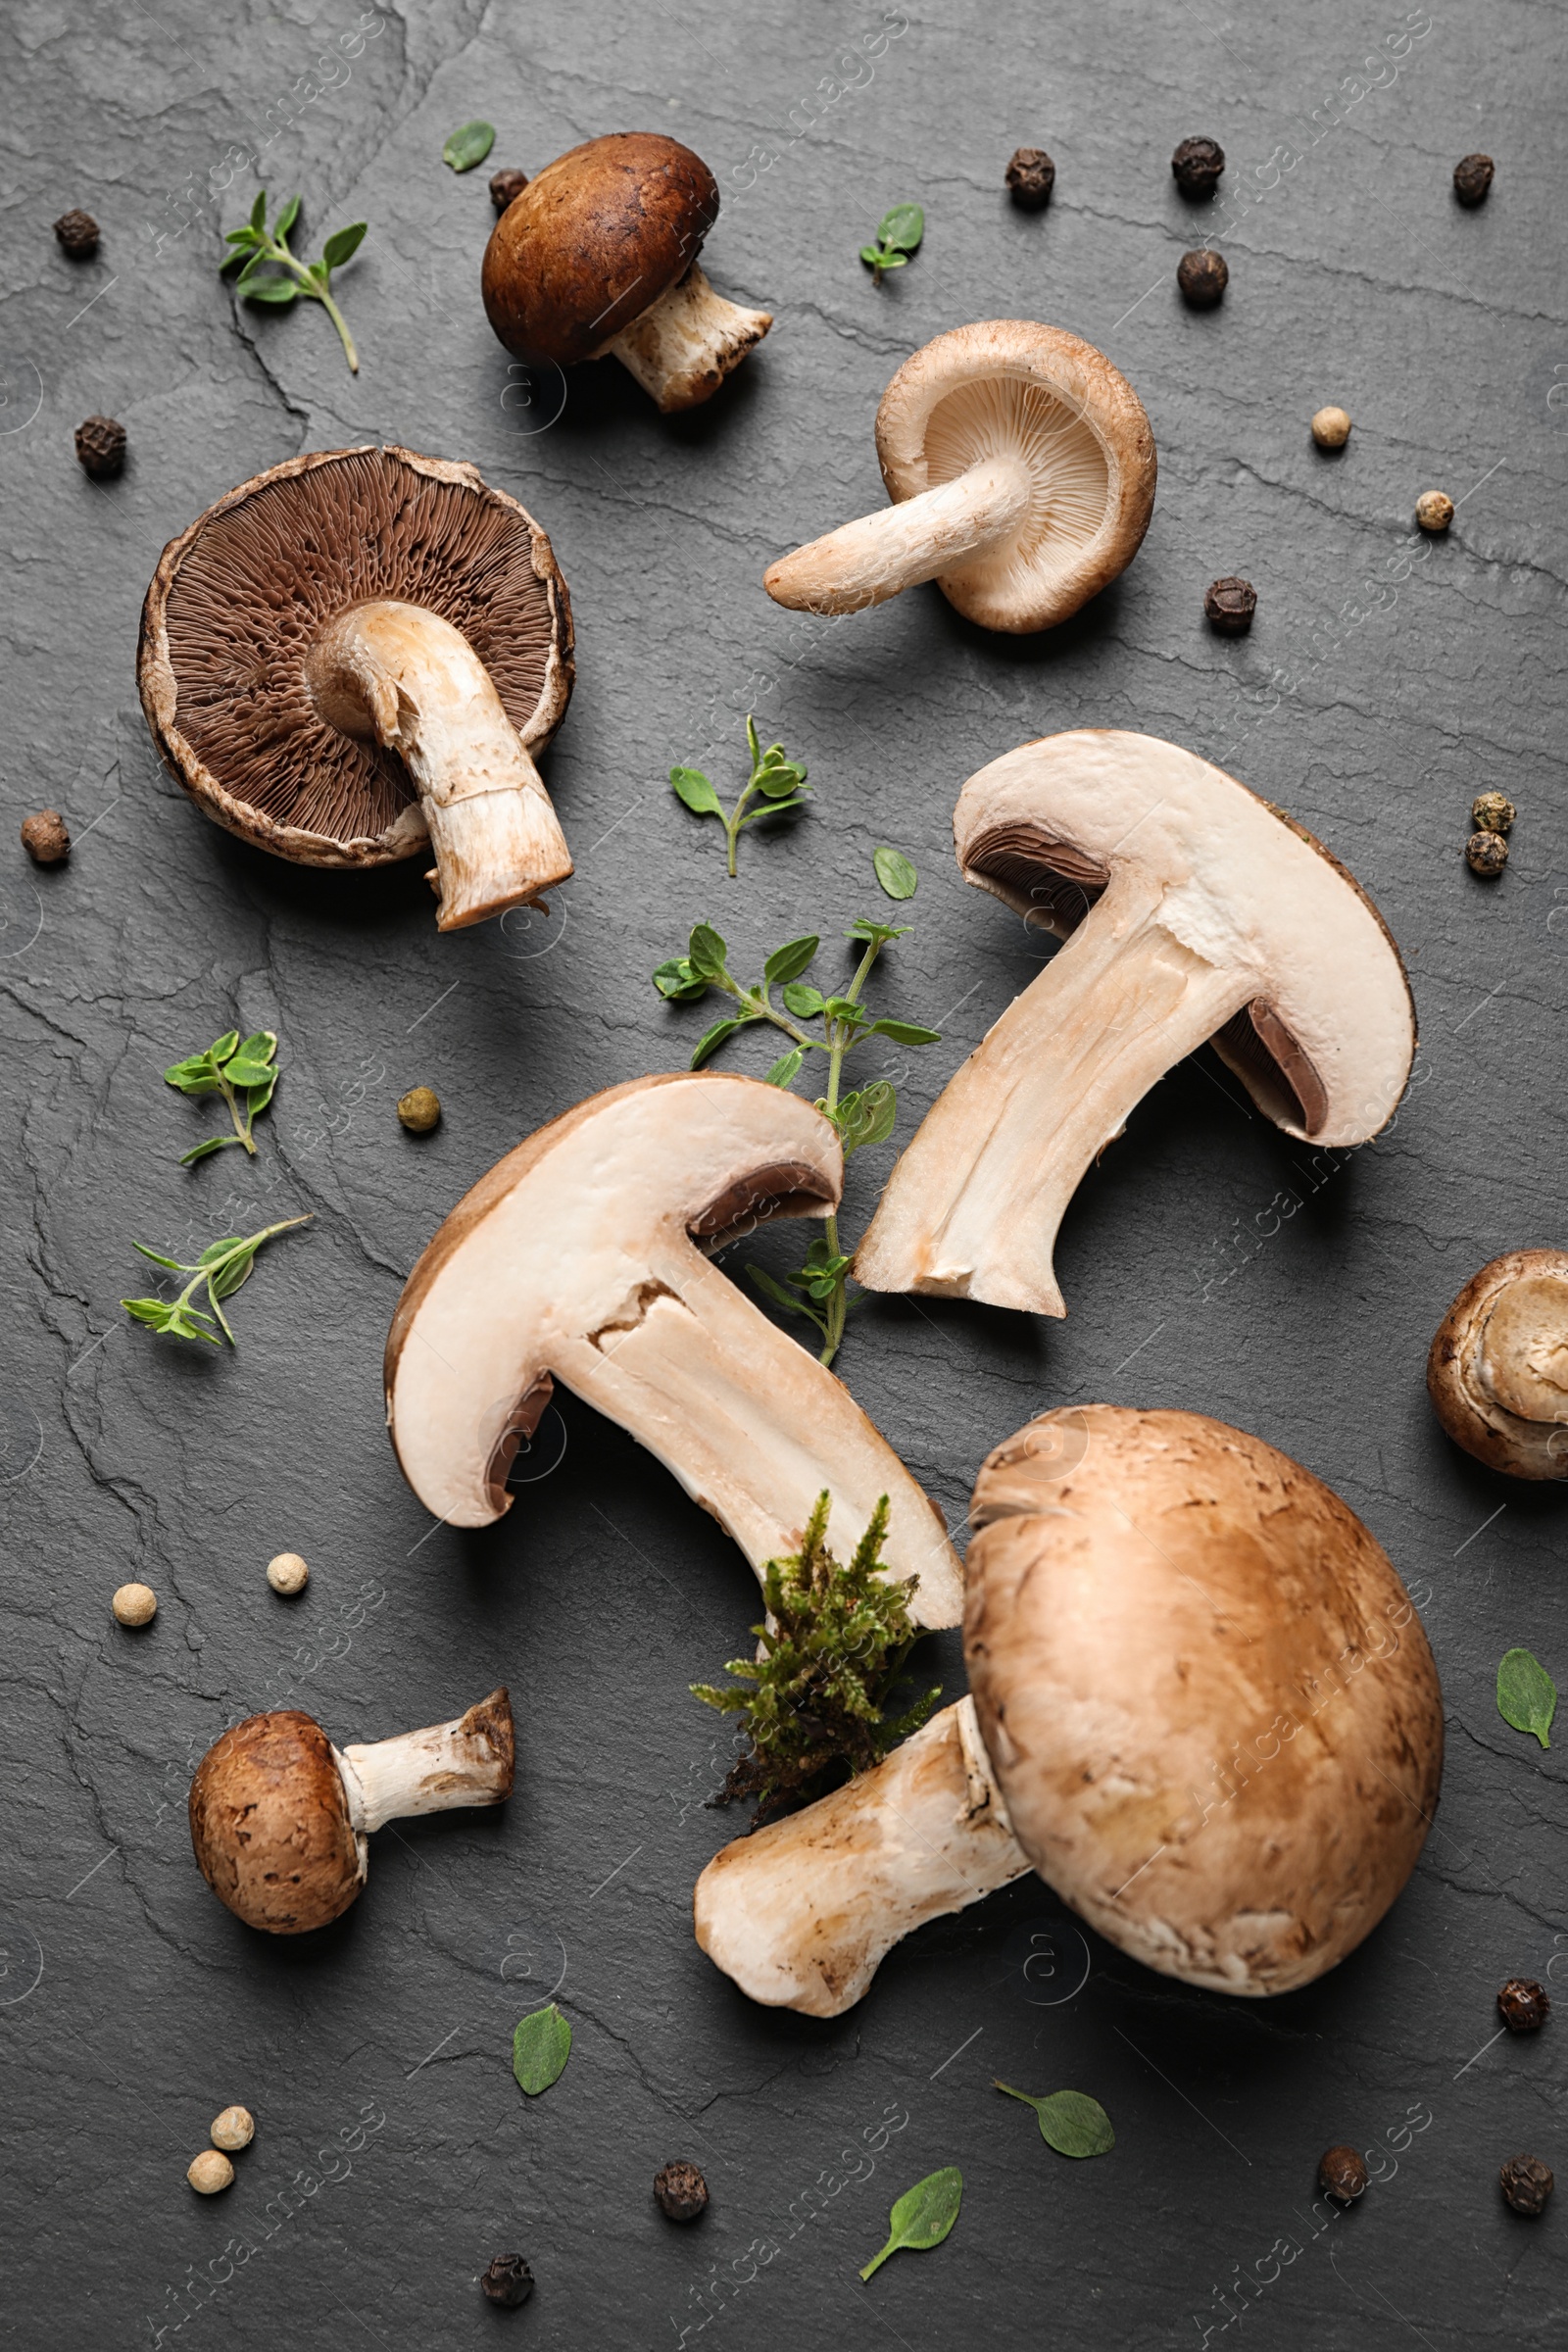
[763, 321, 1155, 632]
[189, 1689, 514, 1935]
[695, 1407, 1443, 2015]
[856, 730, 1415, 1315]
[385, 1073, 961, 1625]
[138, 445, 574, 931]
[481, 133, 771, 413]
[1428, 1250, 1568, 1479]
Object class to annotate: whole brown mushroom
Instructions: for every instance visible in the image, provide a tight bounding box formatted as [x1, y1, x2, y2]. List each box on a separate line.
[1428, 1250, 1568, 1479]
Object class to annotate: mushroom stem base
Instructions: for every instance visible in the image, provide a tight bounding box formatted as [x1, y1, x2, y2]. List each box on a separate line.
[763, 457, 1032, 614]
[609, 264, 772, 413]
[336, 1688, 514, 1835]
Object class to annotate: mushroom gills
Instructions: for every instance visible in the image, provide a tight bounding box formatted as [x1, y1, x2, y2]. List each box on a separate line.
[610, 264, 772, 413]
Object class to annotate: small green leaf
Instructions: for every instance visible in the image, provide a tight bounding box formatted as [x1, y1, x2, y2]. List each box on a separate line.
[859, 244, 887, 269]
[243, 275, 300, 305]
[121, 1297, 174, 1327]
[747, 1264, 823, 1327]
[207, 1249, 259, 1302]
[996, 2082, 1115, 2158]
[860, 2166, 962, 2280]
[249, 189, 269, 233]
[846, 916, 910, 945]
[866, 1017, 942, 1046]
[512, 2002, 571, 2094]
[877, 203, 924, 254]
[838, 1080, 898, 1155]
[1497, 1647, 1556, 1748]
[131, 1245, 191, 1271]
[781, 982, 825, 1018]
[653, 957, 708, 1003]
[755, 760, 809, 802]
[164, 1056, 222, 1095]
[670, 765, 723, 818]
[822, 997, 871, 1026]
[443, 121, 497, 173]
[691, 1016, 746, 1068]
[272, 193, 301, 239]
[763, 935, 819, 986]
[246, 1071, 278, 1117]
[320, 220, 368, 270]
[745, 712, 761, 768]
[222, 1059, 273, 1090]
[687, 923, 729, 981]
[874, 846, 918, 901]
[738, 795, 810, 827]
[763, 1047, 805, 1087]
[224, 226, 261, 247]
[229, 1030, 277, 1070]
[179, 1135, 240, 1166]
[871, 249, 908, 271]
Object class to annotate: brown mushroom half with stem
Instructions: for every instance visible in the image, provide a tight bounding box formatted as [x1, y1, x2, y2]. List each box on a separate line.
[695, 1407, 1444, 2016]
[856, 730, 1415, 1316]
[1428, 1250, 1568, 1479]
[384, 1073, 962, 1627]
[189, 1690, 514, 1934]
[138, 446, 574, 931]
[763, 321, 1155, 632]
[481, 134, 771, 413]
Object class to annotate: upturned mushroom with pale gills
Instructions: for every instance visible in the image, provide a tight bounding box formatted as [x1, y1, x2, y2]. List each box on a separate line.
[384, 1073, 962, 1626]
[138, 446, 574, 931]
[763, 321, 1155, 632]
[1428, 1250, 1568, 1479]
[188, 1689, 514, 1935]
[481, 133, 771, 413]
[694, 1407, 1444, 2016]
[855, 731, 1416, 1316]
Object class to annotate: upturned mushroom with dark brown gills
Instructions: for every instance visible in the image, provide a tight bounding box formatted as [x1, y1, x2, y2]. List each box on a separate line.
[695, 1408, 1443, 2016]
[189, 1690, 514, 1934]
[1428, 1250, 1568, 1478]
[856, 731, 1415, 1316]
[384, 1072, 962, 1625]
[481, 133, 771, 413]
[138, 446, 574, 931]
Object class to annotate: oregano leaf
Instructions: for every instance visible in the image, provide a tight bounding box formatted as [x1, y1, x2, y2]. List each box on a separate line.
[670, 765, 723, 818]
[443, 120, 496, 173]
[687, 923, 728, 981]
[877, 203, 924, 253]
[860, 2166, 962, 2280]
[996, 2081, 1115, 2157]
[272, 193, 301, 239]
[512, 2003, 571, 2094]
[691, 1016, 746, 1068]
[320, 220, 367, 270]
[874, 846, 918, 901]
[763, 935, 819, 986]
[1497, 1647, 1556, 1748]
[762, 1046, 805, 1087]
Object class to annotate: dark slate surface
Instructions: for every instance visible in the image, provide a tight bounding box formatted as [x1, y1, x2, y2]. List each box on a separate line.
[2, 3, 1564, 2345]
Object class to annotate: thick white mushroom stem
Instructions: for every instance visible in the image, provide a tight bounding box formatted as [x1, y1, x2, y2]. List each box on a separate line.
[307, 600, 571, 931]
[764, 458, 1032, 614]
[695, 1698, 1029, 2017]
[856, 865, 1254, 1316]
[334, 1689, 514, 1835]
[609, 264, 773, 413]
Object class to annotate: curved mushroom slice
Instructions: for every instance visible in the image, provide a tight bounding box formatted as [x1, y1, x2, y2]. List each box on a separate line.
[856, 730, 1415, 1316]
[695, 1407, 1444, 2015]
[1428, 1249, 1568, 1479]
[764, 321, 1155, 633]
[384, 1073, 962, 1626]
[138, 445, 574, 931]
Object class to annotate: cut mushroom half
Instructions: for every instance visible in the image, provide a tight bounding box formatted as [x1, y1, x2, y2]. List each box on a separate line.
[481, 133, 771, 413]
[1428, 1250, 1568, 1479]
[188, 1689, 514, 1935]
[384, 1073, 962, 1626]
[138, 446, 574, 931]
[764, 321, 1155, 633]
[856, 730, 1416, 1316]
[695, 1407, 1443, 2015]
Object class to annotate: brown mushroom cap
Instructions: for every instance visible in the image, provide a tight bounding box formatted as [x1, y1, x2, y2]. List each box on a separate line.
[138, 445, 573, 869]
[481, 133, 717, 366]
[1428, 1249, 1568, 1479]
[965, 1406, 1443, 1995]
[189, 1709, 364, 1934]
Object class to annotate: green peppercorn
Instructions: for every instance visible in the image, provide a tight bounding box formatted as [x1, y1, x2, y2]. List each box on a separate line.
[1471, 790, 1515, 835]
[397, 1086, 441, 1134]
[1466, 831, 1507, 877]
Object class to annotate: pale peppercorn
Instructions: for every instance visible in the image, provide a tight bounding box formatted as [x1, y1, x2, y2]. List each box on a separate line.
[211, 2105, 255, 2151]
[112, 1582, 157, 1627]
[267, 1551, 310, 1595]
[1471, 791, 1515, 835]
[1311, 406, 1352, 450]
[21, 809, 70, 864]
[187, 2149, 234, 2195]
[1416, 489, 1453, 532]
[398, 1086, 442, 1134]
[1466, 831, 1508, 878]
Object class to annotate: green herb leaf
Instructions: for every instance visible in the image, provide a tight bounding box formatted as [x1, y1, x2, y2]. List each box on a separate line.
[249, 188, 269, 234]
[846, 916, 911, 946]
[243, 275, 301, 305]
[687, 923, 729, 981]
[224, 226, 261, 248]
[763, 1047, 805, 1087]
[652, 956, 708, 1003]
[670, 765, 723, 818]
[837, 1080, 898, 1155]
[858, 243, 888, 269]
[780, 981, 825, 1017]
[860, 2166, 962, 2280]
[246, 1072, 278, 1117]
[877, 203, 925, 254]
[1497, 1647, 1556, 1748]
[122, 1215, 312, 1348]
[443, 120, 497, 173]
[874, 846, 918, 901]
[691, 1016, 747, 1068]
[164, 1055, 223, 1096]
[231, 1030, 277, 1069]
[866, 1017, 942, 1046]
[746, 1264, 824, 1327]
[512, 2002, 571, 2094]
[755, 760, 809, 802]
[320, 220, 367, 270]
[996, 2082, 1114, 2157]
[822, 996, 871, 1026]
[272, 193, 301, 240]
[763, 935, 819, 987]
[178, 1135, 240, 1165]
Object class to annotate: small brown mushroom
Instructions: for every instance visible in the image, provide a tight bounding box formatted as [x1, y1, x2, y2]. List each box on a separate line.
[481, 134, 771, 412]
[188, 1689, 514, 1934]
[138, 446, 574, 932]
[1428, 1250, 1568, 1479]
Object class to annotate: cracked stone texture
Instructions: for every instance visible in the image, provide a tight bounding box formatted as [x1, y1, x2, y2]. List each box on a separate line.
[2, 1, 1565, 2345]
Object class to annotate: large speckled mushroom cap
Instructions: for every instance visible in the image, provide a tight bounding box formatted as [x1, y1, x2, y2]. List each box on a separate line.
[964, 1405, 1444, 1996]
[138, 444, 573, 869]
[189, 1708, 364, 1935]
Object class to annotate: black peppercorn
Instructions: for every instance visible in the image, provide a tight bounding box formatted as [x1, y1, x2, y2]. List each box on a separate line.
[1177, 247, 1228, 307]
[490, 168, 529, 214]
[53, 209, 100, 258]
[1498, 1977, 1550, 2031]
[1466, 830, 1507, 878]
[21, 809, 70, 865]
[654, 2160, 710, 2223]
[74, 416, 125, 480]
[1004, 148, 1055, 210]
[1171, 137, 1225, 197]
[1453, 153, 1494, 208]
[1204, 576, 1256, 635]
[1318, 2145, 1369, 2204]
[1499, 2155, 1553, 2216]
[480, 2254, 534, 2307]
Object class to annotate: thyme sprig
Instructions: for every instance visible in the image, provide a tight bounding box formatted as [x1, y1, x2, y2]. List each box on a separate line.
[669, 714, 810, 877]
[121, 1216, 313, 1346]
[220, 191, 367, 373]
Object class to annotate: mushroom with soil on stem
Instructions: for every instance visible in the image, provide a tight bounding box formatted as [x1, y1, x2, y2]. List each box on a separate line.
[694, 1406, 1444, 2017]
[855, 729, 1415, 1317]
[763, 320, 1155, 633]
[481, 133, 771, 414]
[383, 1072, 962, 1627]
[188, 1689, 514, 1934]
[138, 445, 574, 933]
[1428, 1249, 1568, 1479]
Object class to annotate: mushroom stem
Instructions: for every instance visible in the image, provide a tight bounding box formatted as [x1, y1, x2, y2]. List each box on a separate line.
[694, 1698, 1029, 2017]
[856, 864, 1254, 1315]
[763, 458, 1033, 614]
[307, 600, 572, 930]
[608, 263, 773, 413]
[335, 1688, 514, 1835]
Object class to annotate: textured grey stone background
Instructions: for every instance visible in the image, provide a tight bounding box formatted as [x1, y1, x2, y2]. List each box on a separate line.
[2, 1, 1564, 2345]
